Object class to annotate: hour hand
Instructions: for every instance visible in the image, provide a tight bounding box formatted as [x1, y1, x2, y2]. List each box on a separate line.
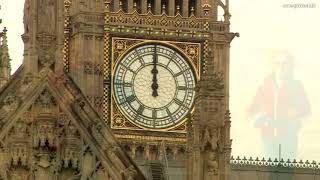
[151, 82, 158, 97]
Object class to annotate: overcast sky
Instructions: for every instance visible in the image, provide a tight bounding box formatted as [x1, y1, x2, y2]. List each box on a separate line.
[1, 0, 320, 161]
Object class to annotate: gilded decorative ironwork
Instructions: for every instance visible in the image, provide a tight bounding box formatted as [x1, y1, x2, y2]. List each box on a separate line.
[112, 38, 144, 64]
[171, 121, 187, 132]
[203, 39, 209, 74]
[103, 0, 111, 124]
[100, 8, 227, 39]
[173, 43, 201, 77]
[109, 37, 201, 133]
[63, 0, 71, 72]
[111, 102, 140, 130]
[114, 134, 187, 142]
[111, 37, 201, 79]
[107, 10, 216, 32]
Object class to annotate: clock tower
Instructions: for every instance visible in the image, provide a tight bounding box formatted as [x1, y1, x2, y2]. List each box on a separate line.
[63, 0, 238, 179]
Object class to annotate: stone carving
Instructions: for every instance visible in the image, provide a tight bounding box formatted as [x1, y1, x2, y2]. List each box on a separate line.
[91, 122, 103, 143]
[62, 146, 79, 169]
[36, 89, 56, 108]
[207, 151, 218, 174]
[0, 95, 20, 126]
[94, 96, 103, 107]
[2, 95, 19, 112]
[0, 151, 10, 180]
[96, 166, 109, 180]
[73, 95, 86, 113]
[198, 71, 224, 92]
[198, 100, 225, 128]
[225, 32, 240, 42]
[54, 73, 69, 86]
[84, 61, 93, 74]
[32, 153, 57, 180]
[95, 64, 103, 75]
[12, 120, 29, 138]
[200, 127, 221, 175]
[172, 146, 179, 160]
[39, 52, 55, 67]
[122, 165, 137, 180]
[10, 143, 28, 166]
[66, 171, 81, 180]
[23, 0, 30, 33]
[105, 8, 216, 38]
[0, 98, 131, 179]
[144, 144, 150, 160]
[202, 127, 219, 151]
[20, 73, 38, 93]
[81, 150, 95, 179]
[83, 62, 104, 76]
[130, 143, 137, 159]
[38, 66, 52, 79]
[38, 0, 56, 34]
[34, 120, 57, 148]
[61, 123, 80, 169]
[11, 170, 30, 180]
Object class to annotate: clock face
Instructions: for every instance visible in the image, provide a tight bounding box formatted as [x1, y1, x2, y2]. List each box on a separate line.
[113, 44, 196, 129]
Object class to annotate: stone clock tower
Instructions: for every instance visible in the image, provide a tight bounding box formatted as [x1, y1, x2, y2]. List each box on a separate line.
[0, 0, 237, 179]
[62, 0, 238, 179]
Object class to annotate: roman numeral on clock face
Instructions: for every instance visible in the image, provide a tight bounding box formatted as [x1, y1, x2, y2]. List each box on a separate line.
[174, 98, 188, 108]
[165, 108, 175, 123]
[137, 105, 144, 115]
[152, 110, 157, 119]
[177, 86, 194, 91]
[126, 95, 136, 103]
[114, 82, 132, 87]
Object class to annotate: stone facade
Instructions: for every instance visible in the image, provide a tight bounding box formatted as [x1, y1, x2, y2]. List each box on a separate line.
[0, 67, 145, 179]
[0, 0, 238, 179]
[0, 0, 145, 179]
[0, 27, 10, 89]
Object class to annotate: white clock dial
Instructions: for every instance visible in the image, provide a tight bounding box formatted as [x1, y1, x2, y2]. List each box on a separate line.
[134, 64, 176, 108]
[113, 44, 196, 129]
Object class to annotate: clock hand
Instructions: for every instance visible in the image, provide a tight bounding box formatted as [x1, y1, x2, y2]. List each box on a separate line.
[151, 45, 159, 97]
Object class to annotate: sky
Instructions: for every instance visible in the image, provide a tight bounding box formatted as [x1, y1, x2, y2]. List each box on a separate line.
[0, 0, 24, 69]
[1, 0, 320, 161]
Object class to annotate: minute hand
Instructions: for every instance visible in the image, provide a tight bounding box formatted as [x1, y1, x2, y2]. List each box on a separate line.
[151, 45, 159, 97]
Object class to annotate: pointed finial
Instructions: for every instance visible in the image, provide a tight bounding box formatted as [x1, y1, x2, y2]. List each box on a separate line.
[0, 5, 2, 25]
[147, 3, 152, 13]
[202, 0, 212, 17]
[104, 0, 111, 12]
[224, 12, 231, 23]
[119, 1, 123, 11]
[133, 2, 137, 12]
[64, 0, 71, 8]
[190, 6, 195, 16]
[2, 27, 8, 47]
[162, 4, 166, 14]
[176, 5, 180, 15]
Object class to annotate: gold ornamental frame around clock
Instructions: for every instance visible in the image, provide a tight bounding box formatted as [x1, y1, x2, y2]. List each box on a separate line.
[110, 37, 201, 133]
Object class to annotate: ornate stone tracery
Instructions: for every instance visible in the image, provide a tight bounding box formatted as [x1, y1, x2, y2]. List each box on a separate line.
[38, 0, 56, 35]
[0, 85, 139, 179]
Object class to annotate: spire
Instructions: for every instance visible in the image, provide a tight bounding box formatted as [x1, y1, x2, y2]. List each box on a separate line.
[0, 26, 11, 88]
[22, 0, 65, 74]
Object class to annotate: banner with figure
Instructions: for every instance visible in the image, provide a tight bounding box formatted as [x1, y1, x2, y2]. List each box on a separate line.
[247, 51, 311, 159]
